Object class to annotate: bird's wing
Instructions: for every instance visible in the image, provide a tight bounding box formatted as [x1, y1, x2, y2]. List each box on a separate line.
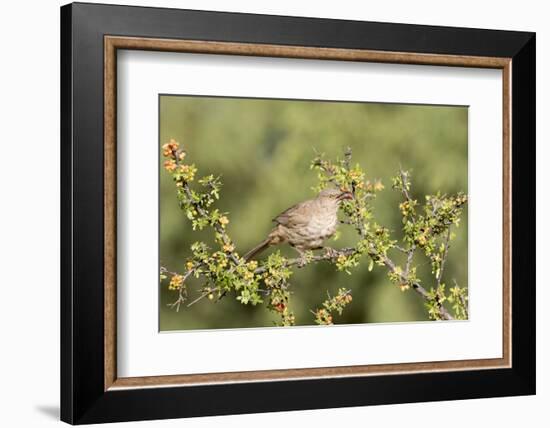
[273, 200, 313, 227]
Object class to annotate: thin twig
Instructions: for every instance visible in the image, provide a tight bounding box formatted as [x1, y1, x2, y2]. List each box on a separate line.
[162, 265, 193, 312]
[399, 168, 412, 201]
[160, 265, 182, 278]
[187, 286, 218, 307]
[452, 278, 469, 319]
[382, 255, 454, 320]
[253, 247, 356, 275]
[437, 227, 452, 287]
[405, 245, 416, 277]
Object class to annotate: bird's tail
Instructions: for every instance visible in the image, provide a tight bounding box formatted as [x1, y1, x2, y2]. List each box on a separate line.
[243, 238, 271, 262]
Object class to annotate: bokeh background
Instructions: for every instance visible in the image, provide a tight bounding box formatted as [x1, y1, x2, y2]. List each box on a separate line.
[159, 95, 468, 331]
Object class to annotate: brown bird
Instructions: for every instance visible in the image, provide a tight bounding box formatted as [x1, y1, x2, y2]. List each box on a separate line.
[243, 188, 353, 262]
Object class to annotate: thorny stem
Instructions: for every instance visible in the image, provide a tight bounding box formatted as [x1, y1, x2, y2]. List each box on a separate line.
[399, 167, 414, 203]
[453, 278, 469, 319]
[253, 247, 356, 275]
[405, 244, 416, 277]
[186, 287, 213, 307]
[437, 227, 452, 287]
[382, 255, 453, 320]
[171, 147, 241, 267]
[164, 266, 196, 312]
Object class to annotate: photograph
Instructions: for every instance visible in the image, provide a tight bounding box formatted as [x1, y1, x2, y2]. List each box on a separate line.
[52, 1, 536, 425]
[159, 95, 469, 331]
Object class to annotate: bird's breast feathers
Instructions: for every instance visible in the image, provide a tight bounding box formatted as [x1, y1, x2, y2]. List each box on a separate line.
[308, 212, 338, 235]
[271, 197, 340, 249]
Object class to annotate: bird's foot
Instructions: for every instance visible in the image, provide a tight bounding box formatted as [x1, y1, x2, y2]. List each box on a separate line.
[293, 250, 308, 268]
[297, 255, 308, 268]
[324, 247, 339, 259]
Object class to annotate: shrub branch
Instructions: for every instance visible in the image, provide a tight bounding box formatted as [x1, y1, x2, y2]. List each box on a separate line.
[160, 139, 468, 324]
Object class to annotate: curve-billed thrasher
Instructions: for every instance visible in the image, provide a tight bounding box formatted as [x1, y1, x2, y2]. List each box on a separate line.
[244, 188, 353, 261]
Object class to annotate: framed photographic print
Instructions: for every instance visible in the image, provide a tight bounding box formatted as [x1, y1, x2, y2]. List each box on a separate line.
[60, 2, 536, 424]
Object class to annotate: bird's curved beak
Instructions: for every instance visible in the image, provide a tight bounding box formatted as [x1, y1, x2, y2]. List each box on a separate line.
[337, 191, 354, 201]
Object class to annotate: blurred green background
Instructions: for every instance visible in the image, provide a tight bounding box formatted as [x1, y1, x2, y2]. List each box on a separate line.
[159, 95, 468, 331]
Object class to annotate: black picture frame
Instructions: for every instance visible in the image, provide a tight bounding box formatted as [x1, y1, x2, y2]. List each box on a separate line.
[61, 2, 535, 424]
